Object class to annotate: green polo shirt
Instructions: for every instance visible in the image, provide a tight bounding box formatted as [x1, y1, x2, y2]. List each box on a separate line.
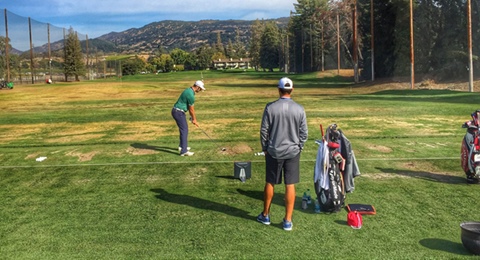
[173, 87, 195, 112]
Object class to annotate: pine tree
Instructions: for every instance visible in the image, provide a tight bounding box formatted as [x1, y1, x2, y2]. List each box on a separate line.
[260, 21, 281, 72]
[249, 19, 264, 71]
[63, 27, 86, 81]
[233, 27, 247, 59]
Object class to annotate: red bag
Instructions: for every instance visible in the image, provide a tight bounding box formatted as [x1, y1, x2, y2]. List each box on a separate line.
[347, 211, 362, 229]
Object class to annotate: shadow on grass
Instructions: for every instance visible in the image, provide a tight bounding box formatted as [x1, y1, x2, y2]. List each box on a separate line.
[215, 175, 237, 180]
[419, 238, 470, 255]
[376, 167, 466, 184]
[150, 188, 253, 221]
[131, 143, 178, 155]
[341, 89, 480, 105]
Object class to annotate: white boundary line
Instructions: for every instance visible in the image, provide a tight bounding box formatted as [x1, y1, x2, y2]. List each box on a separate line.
[0, 157, 459, 169]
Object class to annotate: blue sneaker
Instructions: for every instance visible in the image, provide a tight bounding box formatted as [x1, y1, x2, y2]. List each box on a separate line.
[257, 213, 270, 225]
[283, 219, 293, 231]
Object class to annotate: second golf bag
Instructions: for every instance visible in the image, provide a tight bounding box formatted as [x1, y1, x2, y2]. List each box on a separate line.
[461, 110, 480, 183]
[314, 124, 346, 213]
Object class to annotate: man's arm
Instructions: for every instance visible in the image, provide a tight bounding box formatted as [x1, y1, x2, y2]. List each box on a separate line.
[299, 110, 308, 149]
[188, 105, 199, 127]
[260, 107, 269, 152]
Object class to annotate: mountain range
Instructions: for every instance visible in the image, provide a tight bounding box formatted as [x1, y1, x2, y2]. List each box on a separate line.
[23, 17, 289, 56]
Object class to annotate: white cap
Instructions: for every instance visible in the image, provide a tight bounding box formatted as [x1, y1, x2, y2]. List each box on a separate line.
[278, 77, 293, 89]
[194, 80, 205, 90]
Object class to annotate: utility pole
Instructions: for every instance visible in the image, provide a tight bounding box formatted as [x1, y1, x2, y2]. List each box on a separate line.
[48, 23, 52, 81]
[28, 17, 35, 84]
[4, 9, 10, 82]
[310, 24, 313, 71]
[352, 0, 359, 83]
[337, 12, 340, 75]
[286, 31, 289, 74]
[468, 0, 474, 92]
[321, 20, 325, 72]
[86, 35, 89, 80]
[371, 0, 375, 81]
[409, 0, 415, 90]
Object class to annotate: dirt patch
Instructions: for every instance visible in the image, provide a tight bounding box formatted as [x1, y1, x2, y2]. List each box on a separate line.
[126, 146, 158, 155]
[25, 153, 40, 159]
[362, 173, 409, 179]
[222, 143, 253, 156]
[367, 144, 393, 153]
[65, 150, 98, 162]
[47, 134, 105, 143]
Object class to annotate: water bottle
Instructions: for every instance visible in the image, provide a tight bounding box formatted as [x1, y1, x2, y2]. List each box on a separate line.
[301, 191, 308, 210]
[314, 198, 321, 213]
[306, 189, 312, 204]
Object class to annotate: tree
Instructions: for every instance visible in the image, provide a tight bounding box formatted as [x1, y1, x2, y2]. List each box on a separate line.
[215, 31, 225, 55]
[64, 27, 86, 81]
[122, 56, 146, 75]
[249, 19, 264, 71]
[0, 36, 8, 79]
[158, 54, 174, 72]
[259, 21, 281, 71]
[196, 44, 215, 70]
[233, 27, 247, 59]
[290, 0, 330, 73]
[226, 39, 235, 59]
[184, 53, 197, 71]
[170, 48, 189, 65]
[358, 0, 473, 80]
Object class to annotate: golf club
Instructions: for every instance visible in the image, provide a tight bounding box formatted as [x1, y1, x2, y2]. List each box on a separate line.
[190, 118, 226, 151]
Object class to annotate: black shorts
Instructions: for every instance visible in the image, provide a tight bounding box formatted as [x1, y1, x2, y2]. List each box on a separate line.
[265, 152, 300, 185]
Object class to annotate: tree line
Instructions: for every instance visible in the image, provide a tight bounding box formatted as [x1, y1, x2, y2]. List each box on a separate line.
[123, 0, 480, 81]
[2, 0, 478, 82]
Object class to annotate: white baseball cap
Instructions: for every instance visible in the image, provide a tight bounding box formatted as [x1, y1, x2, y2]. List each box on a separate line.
[194, 80, 205, 90]
[278, 77, 293, 89]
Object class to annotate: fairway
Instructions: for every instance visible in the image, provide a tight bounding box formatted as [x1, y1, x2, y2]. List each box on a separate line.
[0, 70, 479, 259]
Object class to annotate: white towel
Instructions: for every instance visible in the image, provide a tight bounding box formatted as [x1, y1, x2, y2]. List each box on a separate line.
[314, 140, 329, 190]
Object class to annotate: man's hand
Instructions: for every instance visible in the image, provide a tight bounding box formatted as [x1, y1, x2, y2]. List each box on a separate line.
[189, 117, 199, 127]
[192, 119, 199, 127]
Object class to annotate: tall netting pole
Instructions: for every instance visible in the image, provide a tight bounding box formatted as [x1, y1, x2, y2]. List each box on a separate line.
[63, 28, 67, 82]
[48, 23, 52, 81]
[337, 12, 340, 75]
[28, 17, 34, 84]
[86, 34, 89, 80]
[468, 0, 474, 92]
[370, 0, 374, 81]
[4, 9, 10, 82]
[409, 0, 415, 90]
[352, 0, 359, 83]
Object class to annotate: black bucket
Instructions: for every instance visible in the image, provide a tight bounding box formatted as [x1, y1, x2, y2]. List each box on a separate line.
[460, 222, 480, 255]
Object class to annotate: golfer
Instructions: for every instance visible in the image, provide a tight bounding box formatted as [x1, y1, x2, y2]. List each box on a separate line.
[257, 77, 308, 231]
[171, 80, 205, 156]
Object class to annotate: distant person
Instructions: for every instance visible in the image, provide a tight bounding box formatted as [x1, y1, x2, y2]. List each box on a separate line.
[257, 77, 308, 231]
[171, 80, 205, 156]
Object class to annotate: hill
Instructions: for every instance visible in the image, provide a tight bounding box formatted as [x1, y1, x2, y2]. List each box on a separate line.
[96, 18, 289, 54]
[29, 18, 289, 56]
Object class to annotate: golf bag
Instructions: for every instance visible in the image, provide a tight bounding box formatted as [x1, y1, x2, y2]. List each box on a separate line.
[461, 110, 480, 183]
[314, 124, 346, 213]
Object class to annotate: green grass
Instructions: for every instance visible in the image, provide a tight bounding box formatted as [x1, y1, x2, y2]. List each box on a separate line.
[0, 70, 479, 259]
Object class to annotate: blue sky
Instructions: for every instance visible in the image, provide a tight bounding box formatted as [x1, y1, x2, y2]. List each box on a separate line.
[2, 0, 297, 38]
